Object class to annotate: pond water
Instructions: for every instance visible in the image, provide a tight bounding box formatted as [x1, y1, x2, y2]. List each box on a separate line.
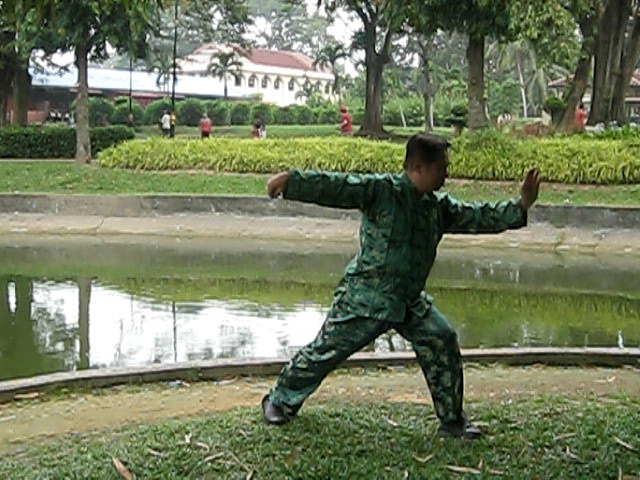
[0, 236, 638, 381]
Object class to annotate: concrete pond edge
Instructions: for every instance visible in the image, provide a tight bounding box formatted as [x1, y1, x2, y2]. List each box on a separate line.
[1, 194, 640, 230]
[1, 348, 638, 404]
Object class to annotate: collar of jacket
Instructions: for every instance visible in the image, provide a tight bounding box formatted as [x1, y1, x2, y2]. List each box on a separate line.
[398, 171, 438, 204]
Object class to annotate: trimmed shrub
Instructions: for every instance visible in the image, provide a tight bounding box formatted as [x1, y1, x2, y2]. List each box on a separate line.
[97, 132, 640, 184]
[110, 101, 145, 126]
[383, 97, 424, 127]
[144, 99, 173, 125]
[0, 126, 135, 158]
[88, 97, 115, 127]
[176, 98, 205, 126]
[251, 103, 274, 124]
[204, 100, 230, 126]
[230, 102, 252, 125]
[316, 107, 340, 124]
[274, 106, 297, 125]
[292, 105, 314, 125]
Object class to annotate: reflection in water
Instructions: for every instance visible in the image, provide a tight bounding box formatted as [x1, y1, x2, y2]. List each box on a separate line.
[0, 240, 639, 381]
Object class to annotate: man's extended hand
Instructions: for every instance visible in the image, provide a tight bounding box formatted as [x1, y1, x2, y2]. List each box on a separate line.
[267, 172, 290, 199]
[520, 168, 541, 210]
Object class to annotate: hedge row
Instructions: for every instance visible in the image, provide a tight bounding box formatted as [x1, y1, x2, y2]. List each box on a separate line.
[0, 126, 135, 158]
[98, 131, 640, 184]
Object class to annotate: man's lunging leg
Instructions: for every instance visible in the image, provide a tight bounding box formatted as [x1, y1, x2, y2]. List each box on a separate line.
[263, 303, 388, 425]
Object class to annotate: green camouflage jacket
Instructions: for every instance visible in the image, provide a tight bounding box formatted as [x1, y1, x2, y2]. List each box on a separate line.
[284, 170, 527, 322]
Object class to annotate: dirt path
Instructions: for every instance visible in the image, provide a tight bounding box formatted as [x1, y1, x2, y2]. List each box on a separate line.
[0, 366, 638, 453]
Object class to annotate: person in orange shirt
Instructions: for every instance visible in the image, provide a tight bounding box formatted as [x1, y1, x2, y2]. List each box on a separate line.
[574, 103, 586, 133]
[339, 106, 353, 135]
[199, 113, 212, 139]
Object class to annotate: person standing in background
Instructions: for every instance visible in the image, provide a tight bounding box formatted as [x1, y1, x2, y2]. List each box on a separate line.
[199, 113, 212, 139]
[339, 106, 353, 135]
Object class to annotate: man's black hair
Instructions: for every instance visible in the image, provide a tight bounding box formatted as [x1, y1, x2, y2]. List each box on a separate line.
[404, 133, 451, 169]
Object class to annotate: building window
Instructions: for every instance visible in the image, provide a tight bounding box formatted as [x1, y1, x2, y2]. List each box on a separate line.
[234, 75, 242, 87]
[288, 79, 296, 91]
[315, 81, 321, 92]
[248, 75, 257, 88]
[324, 83, 331, 94]
[261, 76, 269, 88]
[274, 78, 281, 90]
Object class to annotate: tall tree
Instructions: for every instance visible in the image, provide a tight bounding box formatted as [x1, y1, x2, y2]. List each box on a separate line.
[322, 1, 407, 136]
[588, 0, 640, 124]
[52, 0, 161, 163]
[207, 50, 242, 99]
[553, 0, 600, 132]
[313, 41, 350, 101]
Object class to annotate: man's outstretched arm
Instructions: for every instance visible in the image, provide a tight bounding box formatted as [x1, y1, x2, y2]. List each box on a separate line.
[439, 168, 541, 234]
[267, 170, 382, 211]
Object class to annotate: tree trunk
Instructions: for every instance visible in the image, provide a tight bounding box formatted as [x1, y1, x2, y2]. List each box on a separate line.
[11, 66, 30, 126]
[74, 43, 91, 164]
[77, 277, 91, 370]
[516, 58, 528, 118]
[556, 13, 597, 133]
[362, 50, 385, 136]
[612, 15, 640, 123]
[421, 41, 434, 131]
[588, 0, 630, 124]
[223, 76, 228, 99]
[0, 94, 7, 127]
[467, 34, 488, 130]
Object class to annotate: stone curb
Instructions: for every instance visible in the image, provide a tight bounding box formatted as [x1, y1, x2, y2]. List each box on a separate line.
[1, 348, 638, 404]
[0, 194, 639, 229]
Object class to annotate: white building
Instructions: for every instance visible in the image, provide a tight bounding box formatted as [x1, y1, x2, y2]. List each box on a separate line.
[178, 44, 335, 106]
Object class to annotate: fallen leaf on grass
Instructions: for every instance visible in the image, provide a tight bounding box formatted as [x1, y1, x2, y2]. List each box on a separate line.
[246, 470, 255, 480]
[146, 449, 167, 458]
[553, 432, 577, 441]
[184, 433, 192, 445]
[195, 441, 210, 452]
[203, 453, 225, 463]
[446, 465, 481, 475]
[412, 454, 434, 463]
[613, 436, 637, 452]
[565, 446, 583, 462]
[112, 457, 134, 480]
[384, 417, 400, 428]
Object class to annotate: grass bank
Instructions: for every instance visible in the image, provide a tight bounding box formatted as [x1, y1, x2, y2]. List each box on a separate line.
[0, 394, 637, 479]
[0, 161, 639, 206]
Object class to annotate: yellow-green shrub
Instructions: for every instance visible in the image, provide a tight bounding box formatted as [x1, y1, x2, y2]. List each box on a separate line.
[98, 133, 640, 184]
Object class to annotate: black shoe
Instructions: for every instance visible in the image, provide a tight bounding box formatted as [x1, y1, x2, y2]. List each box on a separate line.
[261, 395, 290, 426]
[438, 418, 483, 439]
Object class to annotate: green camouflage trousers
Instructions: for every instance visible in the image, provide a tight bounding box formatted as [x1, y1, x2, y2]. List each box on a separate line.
[269, 300, 464, 424]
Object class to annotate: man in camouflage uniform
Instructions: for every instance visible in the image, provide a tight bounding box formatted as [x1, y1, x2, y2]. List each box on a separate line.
[262, 133, 541, 439]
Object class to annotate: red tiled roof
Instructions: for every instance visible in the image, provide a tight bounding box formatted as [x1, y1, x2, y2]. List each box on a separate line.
[245, 48, 321, 72]
[549, 70, 640, 87]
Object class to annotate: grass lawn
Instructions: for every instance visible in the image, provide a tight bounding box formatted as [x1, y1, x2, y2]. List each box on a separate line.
[0, 161, 639, 206]
[0, 395, 637, 479]
[135, 124, 453, 140]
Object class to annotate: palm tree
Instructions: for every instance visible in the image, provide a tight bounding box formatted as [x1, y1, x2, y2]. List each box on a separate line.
[148, 54, 175, 94]
[313, 41, 350, 101]
[207, 51, 242, 100]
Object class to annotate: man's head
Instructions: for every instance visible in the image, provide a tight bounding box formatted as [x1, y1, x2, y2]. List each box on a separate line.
[404, 133, 450, 193]
[340, 105, 348, 113]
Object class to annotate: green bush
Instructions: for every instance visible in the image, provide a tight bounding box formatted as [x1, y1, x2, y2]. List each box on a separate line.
[274, 106, 297, 125]
[176, 98, 205, 126]
[98, 132, 640, 184]
[88, 97, 115, 127]
[292, 105, 314, 125]
[110, 101, 145, 126]
[383, 97, 424, 127]
[251, 103, 274, 124]
[204, 100, 230, 126]
[0, 126, 135, 158]
[230, 102, 252, 125]
[144, 99, 173, 125]
[316, 107, 340, 124]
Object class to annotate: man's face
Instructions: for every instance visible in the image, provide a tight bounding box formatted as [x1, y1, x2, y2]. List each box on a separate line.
[417, 152, 448, 192]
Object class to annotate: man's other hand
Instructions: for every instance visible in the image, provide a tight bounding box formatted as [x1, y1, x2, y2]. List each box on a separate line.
[267, 172, 290, 199]
[520, 168, 541, 210]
